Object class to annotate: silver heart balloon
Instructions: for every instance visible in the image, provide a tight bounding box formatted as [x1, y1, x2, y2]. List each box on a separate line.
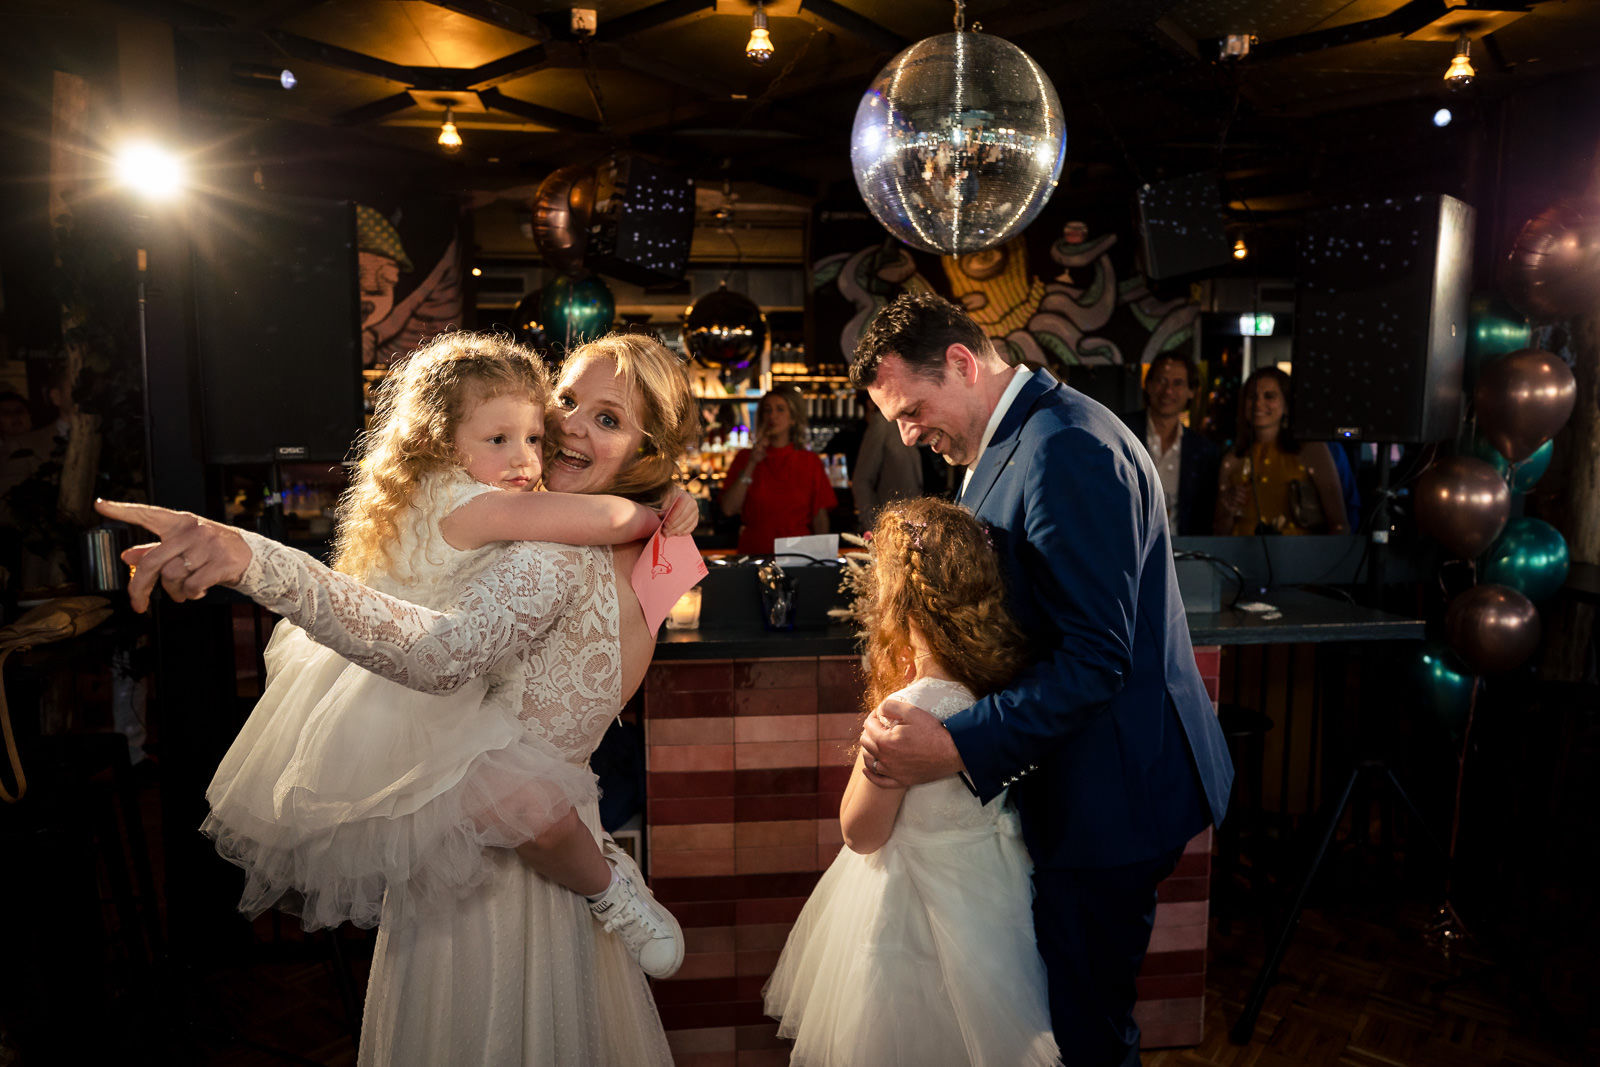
[850, 32, 1066, 256]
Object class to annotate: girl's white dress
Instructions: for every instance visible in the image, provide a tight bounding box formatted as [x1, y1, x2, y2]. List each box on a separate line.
[215, 471, 672, 1065]
[203, 472, 597, 932]
[763, 677, 1060, 1067]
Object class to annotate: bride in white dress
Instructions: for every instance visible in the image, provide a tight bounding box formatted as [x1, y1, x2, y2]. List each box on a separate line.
[100, 333, 698, 1066]
[763, 498, 1059, 1067]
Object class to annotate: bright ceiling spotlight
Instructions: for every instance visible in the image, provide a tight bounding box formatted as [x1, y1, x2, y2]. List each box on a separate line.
[746, 1, 774, 66]
[438, 105, 463, 152]
[1444, 33, 1475, 87]
[114, 141, 186, 200]
[1433, 107, 1453, 127]
[231, 62, 296, 90]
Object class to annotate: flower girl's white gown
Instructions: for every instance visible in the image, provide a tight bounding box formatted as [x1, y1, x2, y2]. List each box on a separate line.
[203, 472, 596, 931]
[763, 676, 1060, 1067]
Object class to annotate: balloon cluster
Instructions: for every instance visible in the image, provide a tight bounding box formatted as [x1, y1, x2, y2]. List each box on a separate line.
[1415, 331, 1576, 712]
[520, 161, 615, 350]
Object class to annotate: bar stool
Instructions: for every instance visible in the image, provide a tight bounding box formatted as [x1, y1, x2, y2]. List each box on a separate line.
[1214, 703, 1274, 933]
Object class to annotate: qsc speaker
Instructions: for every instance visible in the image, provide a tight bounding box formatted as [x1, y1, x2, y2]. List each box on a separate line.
[1136, 171, 1232, 280]
[1294, 193, 1473, 443]
[190, 196, 363, 463]
[583, 155, 696, 286]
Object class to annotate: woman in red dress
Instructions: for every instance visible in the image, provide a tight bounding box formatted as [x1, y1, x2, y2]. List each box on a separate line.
[719, 387, 837, 555]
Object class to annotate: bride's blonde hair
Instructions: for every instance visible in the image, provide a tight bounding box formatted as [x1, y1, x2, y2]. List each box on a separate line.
[332, 332, 548, 580]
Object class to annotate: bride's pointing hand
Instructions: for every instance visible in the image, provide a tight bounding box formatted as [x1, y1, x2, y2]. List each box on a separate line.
[94, 499, 253, 613]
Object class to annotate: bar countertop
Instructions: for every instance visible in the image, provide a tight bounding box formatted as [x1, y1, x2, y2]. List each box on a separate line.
[654, 587, 1422, 659]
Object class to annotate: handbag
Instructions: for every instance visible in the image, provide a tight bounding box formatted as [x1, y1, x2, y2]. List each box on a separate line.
[0, 595, 114, 803]
[1286, 477, 1326, 531]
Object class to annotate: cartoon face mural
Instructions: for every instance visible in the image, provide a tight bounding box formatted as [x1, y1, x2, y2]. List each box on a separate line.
[355, 203, 464, 368]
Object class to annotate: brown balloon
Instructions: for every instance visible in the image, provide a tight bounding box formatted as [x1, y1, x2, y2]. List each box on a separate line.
[1474, 347, 1577, 462]
[530, 164, 595, 273]
[1445, 583, 1542, 674]
[1414, 456, 1511, 559]
[1499, 197, 1600, 321]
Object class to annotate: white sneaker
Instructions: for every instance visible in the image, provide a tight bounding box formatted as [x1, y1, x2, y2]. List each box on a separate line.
[588, 840, 684, 979]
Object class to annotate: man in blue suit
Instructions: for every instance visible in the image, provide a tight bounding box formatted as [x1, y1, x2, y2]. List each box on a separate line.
[854, 294, 1233, 1066]
[1120, 352, 1220, 537]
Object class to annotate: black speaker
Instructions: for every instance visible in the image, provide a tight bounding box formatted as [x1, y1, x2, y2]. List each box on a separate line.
[583, 155, 696, 286]
[1294, 193, 1473, 443]
[190, 196, 363, 463]
[1136, 172, 1231, 280]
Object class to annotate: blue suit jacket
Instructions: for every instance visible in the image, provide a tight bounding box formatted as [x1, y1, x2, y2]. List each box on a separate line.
[1119, 409, 1221, 538]
[948, 372, 1234, 870]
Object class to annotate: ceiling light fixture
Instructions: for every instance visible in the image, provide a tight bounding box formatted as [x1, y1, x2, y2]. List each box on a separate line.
[1232, 238, 1248, 260]
[438, 105, 463, 152]
[231, 62, 296, 90]
[746, 1, 774, 66]
[1444, 33, 1475, 86]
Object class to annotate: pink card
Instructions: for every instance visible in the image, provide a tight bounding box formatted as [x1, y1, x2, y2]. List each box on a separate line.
[631, 528, 708, 633]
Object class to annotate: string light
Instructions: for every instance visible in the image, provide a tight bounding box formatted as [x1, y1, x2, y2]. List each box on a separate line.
[746, 1, 774, 65]
[1232, 238, 1249, 260]
[438, 105, 463, 152]
[1444, 34, 1475, 87]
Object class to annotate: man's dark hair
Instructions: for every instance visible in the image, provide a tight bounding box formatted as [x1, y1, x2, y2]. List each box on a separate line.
[850, 292, 992, 388]
[1145, 351, 1199, 394]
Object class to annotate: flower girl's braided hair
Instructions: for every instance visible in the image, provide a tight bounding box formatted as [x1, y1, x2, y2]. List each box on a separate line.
[333, 332, 548, 581]
[849, 496, 1027, 712]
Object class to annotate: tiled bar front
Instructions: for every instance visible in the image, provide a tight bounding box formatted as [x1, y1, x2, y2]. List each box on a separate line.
[643, 646, 1222, 1065]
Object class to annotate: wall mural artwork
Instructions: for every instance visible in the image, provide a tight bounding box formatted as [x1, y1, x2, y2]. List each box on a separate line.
[356, 202, 464, 368]
[809, 195, 1199, 380]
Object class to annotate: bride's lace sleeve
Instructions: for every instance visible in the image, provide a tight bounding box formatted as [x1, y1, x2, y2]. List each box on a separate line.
[233, 530, 575, 695]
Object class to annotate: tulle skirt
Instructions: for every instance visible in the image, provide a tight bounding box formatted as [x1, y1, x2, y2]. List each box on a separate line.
[764, 821, 1060, 1067]
[357, 803, 674, 1067]
[203, 621, 598, 931]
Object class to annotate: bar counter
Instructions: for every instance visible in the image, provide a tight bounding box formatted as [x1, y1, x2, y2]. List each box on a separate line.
[642, 592, 1421, 1063]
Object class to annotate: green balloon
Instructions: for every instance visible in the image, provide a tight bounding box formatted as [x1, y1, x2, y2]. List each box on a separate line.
[1464, 434, 1553, 493]
[1482, 516, 1570, 603]
[1418, 645, 1476, 735]
[1465, 294, 1531, 387]
[540, 273, 614, 347]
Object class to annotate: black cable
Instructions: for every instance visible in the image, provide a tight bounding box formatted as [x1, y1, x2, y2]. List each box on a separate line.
[1175, 550, 1246, 610]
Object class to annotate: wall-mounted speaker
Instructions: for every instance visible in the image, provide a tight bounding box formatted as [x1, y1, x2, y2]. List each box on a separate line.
[583, 155, 696, 286]
[1136, 172, 1232, 280]
[1294, 192, 1473, 443]
[190, 196, 363, 463]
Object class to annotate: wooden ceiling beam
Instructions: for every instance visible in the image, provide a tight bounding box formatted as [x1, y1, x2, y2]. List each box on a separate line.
[331, 91, 417, 127]
[426, 0, 549, 42]
[797, 0, 906, 54]
[599, 0, 718, 40]
[476, 86, 600, 133]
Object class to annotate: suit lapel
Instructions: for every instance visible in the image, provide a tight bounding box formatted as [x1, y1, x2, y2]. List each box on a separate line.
[959, 373, 1056, 514]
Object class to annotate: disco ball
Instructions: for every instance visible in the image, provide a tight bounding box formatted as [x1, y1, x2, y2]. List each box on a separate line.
[683, 285, 767, 370]
[850, 32, 1066, 256]
[1499, 197, 1600, 322]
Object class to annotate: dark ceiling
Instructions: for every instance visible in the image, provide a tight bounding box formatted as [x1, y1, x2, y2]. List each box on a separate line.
[7, 0, 1600, 266]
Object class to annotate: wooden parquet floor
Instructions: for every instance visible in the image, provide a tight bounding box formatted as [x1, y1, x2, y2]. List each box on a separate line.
[5, 770, 1596, 1066]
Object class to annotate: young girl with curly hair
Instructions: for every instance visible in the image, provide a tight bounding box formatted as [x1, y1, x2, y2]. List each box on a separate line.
[763, 496, 1060, 1066]
[202, 331, 693, 976]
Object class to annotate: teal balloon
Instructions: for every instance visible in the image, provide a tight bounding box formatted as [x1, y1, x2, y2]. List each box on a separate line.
[1418, 645, 1476, 736]
[1464, 294, 1531, 387]
[1482, 516, 1570, 603]
[539, 273, 614, 347]
[1464, 434, 1553, 493]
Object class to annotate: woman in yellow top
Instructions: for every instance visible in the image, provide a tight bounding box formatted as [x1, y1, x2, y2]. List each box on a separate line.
[1215, 367, 1348, 536]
